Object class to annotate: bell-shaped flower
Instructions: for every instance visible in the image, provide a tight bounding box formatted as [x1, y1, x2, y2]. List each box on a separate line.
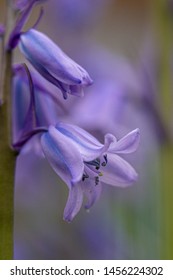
[41, 122, 140, 222]
[12, 64, 40, 149]
[19, 29, 93, 99]
[12, 64, 62, 152]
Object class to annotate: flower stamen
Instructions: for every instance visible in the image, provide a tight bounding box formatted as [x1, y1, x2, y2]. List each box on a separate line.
[82, 173, 89, 181]
[85, 158, 100, 170]
[101, 154, 108, 167]
[95, 176, 99, 186]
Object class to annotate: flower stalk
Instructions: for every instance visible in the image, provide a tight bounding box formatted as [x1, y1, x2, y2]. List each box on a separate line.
[154, 0, 173, 259]
[0, 0, 16, 260]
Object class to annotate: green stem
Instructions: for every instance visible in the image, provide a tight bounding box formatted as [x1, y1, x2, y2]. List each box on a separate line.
[161, 144, 173, 259]
[0, 1, 16, 260]
[154, 0, 173, 259]
[0, 51, 16, 260]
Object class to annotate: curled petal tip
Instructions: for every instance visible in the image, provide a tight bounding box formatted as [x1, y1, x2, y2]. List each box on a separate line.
[108, 128, 140, 154]
[63, 216, 72, 223]
[133, 128, 140, 138]
[104, 133, 117, 151]
[82, 76, 93, 86]
[88, 77, 94, 84]
[135, 128, 140, 133]
[122, 168, 139, 187]
[128, 171, 138, 185]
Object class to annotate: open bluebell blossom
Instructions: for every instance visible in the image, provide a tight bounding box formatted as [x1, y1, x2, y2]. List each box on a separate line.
[19, 29, 93, 99]
[41, 123, 140, 222]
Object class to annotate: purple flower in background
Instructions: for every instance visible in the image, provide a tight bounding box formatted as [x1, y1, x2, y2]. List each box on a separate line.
[41, 123, 140, 221]
[19, 29, 93, 99]
[0, 24, 5, 37]
[53, 0, 110, 29]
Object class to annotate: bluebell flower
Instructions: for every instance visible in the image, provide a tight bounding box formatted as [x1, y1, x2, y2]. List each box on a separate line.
[14, 0, 31, 10]
[19, 29, 93, 99]
[41, 122, 140, 222]
[12, 64, 62, 152]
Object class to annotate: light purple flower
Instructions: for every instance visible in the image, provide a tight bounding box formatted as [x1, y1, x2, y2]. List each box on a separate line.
[53, 0, 111, 29]
[12, 64, 40, 149]
[0, 24, 5, 37]
[41, 122, 140, 222]
[19, 29, 93, 99]
[12, 64, 62, 151]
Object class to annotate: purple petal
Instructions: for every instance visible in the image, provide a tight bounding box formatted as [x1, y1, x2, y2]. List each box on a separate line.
[100, 153, 138, 187]
[12, 64, 61, 145]
[19, 29, 91, 83]
[57, 122, 102, 146]
[81, 180, 102, 210]
[20, 134, 44, 157]
[56, 123, 116, 161]
[25, 58, 70, 99]
[69, 84, 84, 97]
[41, 126, 84, 186]
[12, 66, 30, 144]
[108, 128, 140, 154]
[63, 183, 83, 222]
[12, 64, 38, 147]
[19, 29, 93, 92]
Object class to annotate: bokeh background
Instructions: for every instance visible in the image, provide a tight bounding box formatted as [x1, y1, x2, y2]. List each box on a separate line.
[1, 0, 173, 259]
